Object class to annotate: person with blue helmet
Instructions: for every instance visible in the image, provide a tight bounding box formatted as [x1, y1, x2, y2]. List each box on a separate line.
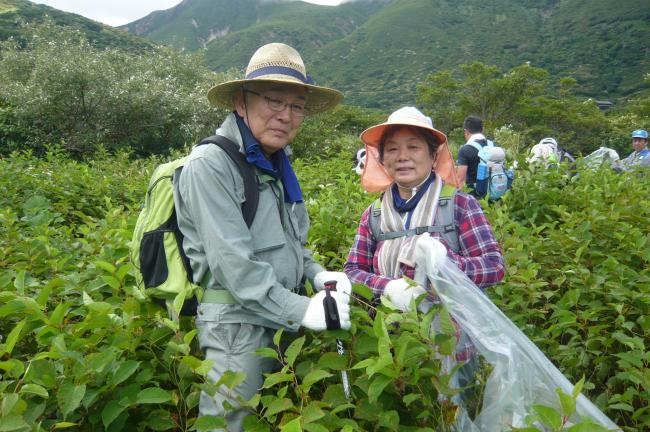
[616, 129, 650, 171]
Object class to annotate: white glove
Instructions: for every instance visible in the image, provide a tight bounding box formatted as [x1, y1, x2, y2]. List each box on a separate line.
[414, 236, 448, 276]
[301, 290, 351, 331]
[384, 278, 426, 312]
[313, 271, 352, 295]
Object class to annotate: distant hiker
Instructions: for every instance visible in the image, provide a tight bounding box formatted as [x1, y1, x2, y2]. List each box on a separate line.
[527, 137, 576, 168]
[614, 129, 649, 171]
[456, 115, 512, 200]
[344, 107, 505, 395]
[353, 147, 366, 175]
[173, 43, 351, 431]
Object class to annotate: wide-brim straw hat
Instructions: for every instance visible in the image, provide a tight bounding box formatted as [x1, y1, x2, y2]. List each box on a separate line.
[359, 106, 460, 192]
[207, 43, 343, 114]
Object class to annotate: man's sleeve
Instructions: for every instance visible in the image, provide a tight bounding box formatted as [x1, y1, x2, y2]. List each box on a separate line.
[457, 145, 472, 166]
[446, 193, 505, 289]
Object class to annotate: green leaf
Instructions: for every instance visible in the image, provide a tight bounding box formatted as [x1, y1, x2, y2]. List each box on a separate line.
[112, 360, 140, 387]
[273, 328, 285, 347]
[52, 422, 79, 429]
[280, 416, 302, 432]
[403, 393, 420, 406]
[101, 275, 121, 290]
[302, 403, 325, 424]
[300, 369, 333, 391]
[2, 320, 25, 356]
[572, 376, 585, 399]
[255, 347, 279, 360]
[0, 414, 29, 431]
[48, 302, 69, 327]
[284, 336, 305, 367]
[190, 415, 227, 431]
[13, 270, 25, 294]
[367, 374, 393, 404]
[183, 329, 198, 346]
[264, 398, 294, 418]
[19, 384, 48, 398]
[304, 424, 329, 432]
[262, 372, 294, 389]
[101, 400, 125, 429]
[565, 423, 610, 432]
[438, 307, 456, 336]
[556, 388, 576, 417]
[532, 404, 563, 430]
[215, 370, 247, 390]
[95, 260, 116, 274]
[136, 387, 172, 404]
[352, 358, 375, 370]
[58, 382, 86, 419]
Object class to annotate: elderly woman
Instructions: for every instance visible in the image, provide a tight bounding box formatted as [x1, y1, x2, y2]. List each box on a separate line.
[344, 106, 505, 362]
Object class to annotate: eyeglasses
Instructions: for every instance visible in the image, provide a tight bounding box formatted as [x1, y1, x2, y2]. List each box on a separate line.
[243, 89, 307, 118]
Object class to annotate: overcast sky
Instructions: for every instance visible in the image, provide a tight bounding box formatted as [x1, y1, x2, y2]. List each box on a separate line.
[32, 0, 344, 27]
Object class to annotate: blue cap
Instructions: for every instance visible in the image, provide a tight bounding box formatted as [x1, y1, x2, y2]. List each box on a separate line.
[631, 129, 648, 139]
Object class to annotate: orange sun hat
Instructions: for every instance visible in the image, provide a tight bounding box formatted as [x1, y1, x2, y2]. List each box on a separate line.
[359, 106, 460, 193]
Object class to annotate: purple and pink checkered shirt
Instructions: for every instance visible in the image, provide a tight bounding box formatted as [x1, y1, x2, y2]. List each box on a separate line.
[344, 190, 505, 360]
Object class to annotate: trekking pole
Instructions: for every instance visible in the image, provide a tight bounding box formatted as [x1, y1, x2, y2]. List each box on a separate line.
[323, 280, 351, 400]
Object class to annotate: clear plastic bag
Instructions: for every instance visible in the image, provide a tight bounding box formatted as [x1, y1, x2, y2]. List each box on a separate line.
[414, 256, 620, 431]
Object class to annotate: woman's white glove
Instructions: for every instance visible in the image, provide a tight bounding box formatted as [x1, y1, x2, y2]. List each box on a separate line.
[384, 278, 426, 312]
[313, 271, 352, 295]
[414, 236, 448, 276]
[301, 290, 351, 331]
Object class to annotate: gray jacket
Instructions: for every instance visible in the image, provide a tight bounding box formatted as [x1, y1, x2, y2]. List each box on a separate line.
[173, 113, 322, 331]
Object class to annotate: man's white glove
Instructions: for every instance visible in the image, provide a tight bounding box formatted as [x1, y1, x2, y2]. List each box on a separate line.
[384, 278, 426, 312]
[414, 236, 448, 276]
[313, 271, 352, 295]
[301, 290, 351, 331]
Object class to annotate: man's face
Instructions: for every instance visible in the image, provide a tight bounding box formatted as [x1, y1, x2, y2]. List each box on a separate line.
[235, 83, 307, 156]
[632, 137, 647, 152]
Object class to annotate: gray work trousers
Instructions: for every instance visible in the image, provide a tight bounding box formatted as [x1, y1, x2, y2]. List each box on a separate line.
[196, 309, 277, 432]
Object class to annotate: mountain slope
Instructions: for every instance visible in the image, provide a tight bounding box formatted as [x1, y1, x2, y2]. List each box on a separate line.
[0, 0, 152, 51]
[117, 0, 650, 107]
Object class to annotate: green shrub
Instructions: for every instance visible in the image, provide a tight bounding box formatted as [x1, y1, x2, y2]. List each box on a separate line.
[0, 20, 234, 157]
[1, 148, 647, 430]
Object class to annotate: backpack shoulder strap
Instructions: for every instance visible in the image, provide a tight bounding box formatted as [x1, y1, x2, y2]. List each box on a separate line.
[196, 135, 259, 228]
[368, 185, 460, 253]
[436, 184, 460, 253]
[368, 197, 382, 242]
[467, 141, 483, 152]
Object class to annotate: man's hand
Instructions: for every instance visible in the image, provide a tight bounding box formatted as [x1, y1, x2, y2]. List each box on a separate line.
[415, 236, 448, 276]
[314, 271, 352, 295]
[384, 278, 426, 312]
[301, 290, 351, 331]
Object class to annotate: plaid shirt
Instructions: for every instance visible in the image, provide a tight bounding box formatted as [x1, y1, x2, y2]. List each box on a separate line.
[344, 190, 505, 360]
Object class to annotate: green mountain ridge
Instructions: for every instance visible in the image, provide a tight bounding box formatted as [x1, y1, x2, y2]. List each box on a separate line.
[121, 0, 650, 108]
[0, 0, 152, 51]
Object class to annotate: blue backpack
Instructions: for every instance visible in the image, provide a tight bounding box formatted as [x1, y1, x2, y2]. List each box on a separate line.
[468, 140, 513, 201]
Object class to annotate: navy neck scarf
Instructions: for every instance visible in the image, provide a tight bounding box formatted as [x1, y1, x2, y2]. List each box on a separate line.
[235, 112, 303, 203]
[391, 172, 435, 213]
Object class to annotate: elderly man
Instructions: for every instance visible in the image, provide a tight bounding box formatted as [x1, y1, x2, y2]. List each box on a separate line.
[173, 43, 351, 431]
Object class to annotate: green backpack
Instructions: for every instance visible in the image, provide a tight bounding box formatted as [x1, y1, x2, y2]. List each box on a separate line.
[368, 184, 460, 253]
[130, 135, 259, 316]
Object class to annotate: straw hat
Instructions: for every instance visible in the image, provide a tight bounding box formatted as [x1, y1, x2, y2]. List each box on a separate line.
[207, 43, 343, 114]
[359, 107, 460, 192]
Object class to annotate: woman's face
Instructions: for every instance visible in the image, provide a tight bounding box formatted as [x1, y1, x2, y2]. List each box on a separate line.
[382, 128, 435, 188]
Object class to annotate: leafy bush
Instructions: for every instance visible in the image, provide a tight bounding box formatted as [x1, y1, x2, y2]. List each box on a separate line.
[0, 20, 234, 157]
[485, 164, 650, 431]
[1, 148, 648, 430]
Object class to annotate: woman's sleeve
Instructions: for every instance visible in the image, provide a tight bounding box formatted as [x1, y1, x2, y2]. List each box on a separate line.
[446, 193, 505, 289]
[344, 207, 393, 296]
